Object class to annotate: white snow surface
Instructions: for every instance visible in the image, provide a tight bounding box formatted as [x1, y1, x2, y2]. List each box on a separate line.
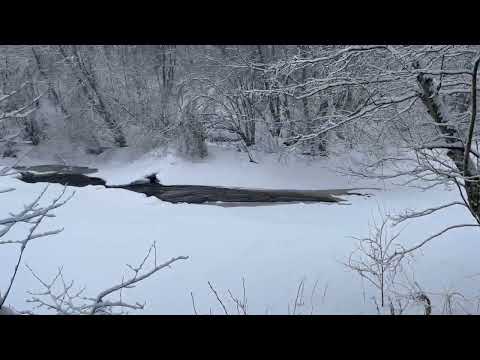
[1, 145, 479, 314]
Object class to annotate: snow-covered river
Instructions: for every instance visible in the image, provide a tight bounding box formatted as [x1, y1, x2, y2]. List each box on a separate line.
[1, 147, 479, 314]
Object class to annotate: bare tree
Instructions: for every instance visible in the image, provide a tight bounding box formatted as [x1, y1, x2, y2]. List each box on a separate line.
[253, 45, 480, 257]
[344, 211, 408, 310]
[344, 210, 436, 315]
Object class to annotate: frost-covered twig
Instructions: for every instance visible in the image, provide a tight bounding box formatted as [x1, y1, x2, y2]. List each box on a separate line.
[391, 201, 468, 225]
[226, 277, 248, 315]
[89, 246, 188, 315]
[208, 281, 228, 315]
[0, 92, 45, 121]
[389, 224, 480, 261]
[190, 292, 198, 315]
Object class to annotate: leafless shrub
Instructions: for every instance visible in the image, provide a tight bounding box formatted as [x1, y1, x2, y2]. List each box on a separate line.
[24, 242, 188, 315]
[0, 184, 74, 313]
[344, 210, 412, 310]
[197, 277, 325, 315]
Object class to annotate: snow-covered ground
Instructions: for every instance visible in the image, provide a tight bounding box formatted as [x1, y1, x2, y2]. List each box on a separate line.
[1, 145, 479, 314]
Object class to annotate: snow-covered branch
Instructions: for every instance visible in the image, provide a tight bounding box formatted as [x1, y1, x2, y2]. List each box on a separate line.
[24, 242, 188, 315]
[0, 185, 74, 309]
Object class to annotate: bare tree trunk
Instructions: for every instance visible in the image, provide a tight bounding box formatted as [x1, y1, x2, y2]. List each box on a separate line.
[31, 47, 69, 118]
[58, 46, 127, 148]
[257, 45, 282, 137]
[416, 68, 480, 216]
[298, 45, 327, 155]
[154, 45, 177, 127]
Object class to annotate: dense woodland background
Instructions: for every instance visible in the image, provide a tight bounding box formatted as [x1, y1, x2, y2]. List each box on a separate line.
[2, 45, 478, 177]
[0, 45, 411, 159]
[0, 46, 475, 157]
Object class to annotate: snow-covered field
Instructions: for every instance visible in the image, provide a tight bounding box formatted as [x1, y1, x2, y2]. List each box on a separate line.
[1, 145, 479, 314]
